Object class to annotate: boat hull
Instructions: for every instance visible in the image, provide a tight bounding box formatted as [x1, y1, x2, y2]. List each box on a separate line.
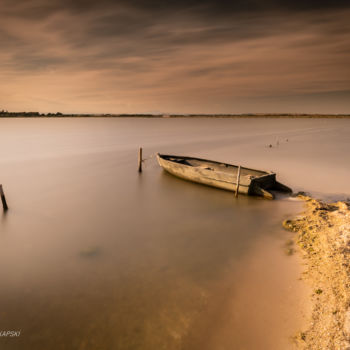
[158, 154, 249, 193]
[156, 154, 291, 199]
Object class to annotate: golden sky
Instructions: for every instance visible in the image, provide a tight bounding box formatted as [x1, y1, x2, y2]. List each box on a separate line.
[1, 0, 349, 114]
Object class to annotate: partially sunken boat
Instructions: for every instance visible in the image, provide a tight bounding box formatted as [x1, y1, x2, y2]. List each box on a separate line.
[157, 154, 292, 199]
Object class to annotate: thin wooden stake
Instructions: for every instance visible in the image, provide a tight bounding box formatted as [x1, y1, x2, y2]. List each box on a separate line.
[0, 184, 8, 211]
[138, 147, 143, 173]
[235, 166, 241, 197]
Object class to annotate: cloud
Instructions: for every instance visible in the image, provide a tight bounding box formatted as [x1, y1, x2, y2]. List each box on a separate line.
[0, 0, 349, 113]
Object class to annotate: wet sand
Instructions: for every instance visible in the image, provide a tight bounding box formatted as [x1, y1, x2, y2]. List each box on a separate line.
[182, 232, 311, 350]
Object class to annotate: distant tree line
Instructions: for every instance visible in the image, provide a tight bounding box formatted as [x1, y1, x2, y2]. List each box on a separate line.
[0, 110, 65, 117]
[0, 110, 349, 118]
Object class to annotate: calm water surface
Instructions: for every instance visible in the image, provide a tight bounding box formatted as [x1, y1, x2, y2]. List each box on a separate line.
[0, 118, 349, 349]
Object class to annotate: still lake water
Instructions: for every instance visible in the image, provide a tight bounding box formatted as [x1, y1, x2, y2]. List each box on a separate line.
[0, 117, 349, 349]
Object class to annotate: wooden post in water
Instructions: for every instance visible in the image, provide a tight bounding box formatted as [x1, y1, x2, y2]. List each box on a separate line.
[0, 184, 8, 211]
[235, 166, 241, 197]
[138, 147, 143, 173]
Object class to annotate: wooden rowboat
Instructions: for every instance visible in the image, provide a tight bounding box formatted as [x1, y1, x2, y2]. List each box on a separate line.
[156, 153, 292, 199]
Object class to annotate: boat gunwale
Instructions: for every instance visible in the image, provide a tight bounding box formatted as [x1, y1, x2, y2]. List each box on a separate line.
[157, 153, 275, 179]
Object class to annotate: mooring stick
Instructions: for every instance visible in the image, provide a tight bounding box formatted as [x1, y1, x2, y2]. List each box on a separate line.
[138, 147, 143, 173]
[235, 166, 241, 197]
[0, 184, 8, 211]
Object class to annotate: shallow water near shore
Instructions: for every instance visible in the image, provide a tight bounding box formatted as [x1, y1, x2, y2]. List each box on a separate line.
[0, 117, 349, 349]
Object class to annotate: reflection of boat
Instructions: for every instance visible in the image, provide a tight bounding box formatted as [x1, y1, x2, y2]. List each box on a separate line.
[156, 153, 292, 199]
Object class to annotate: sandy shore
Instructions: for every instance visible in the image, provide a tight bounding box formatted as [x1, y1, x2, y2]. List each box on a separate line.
[283, 195, 350, 349]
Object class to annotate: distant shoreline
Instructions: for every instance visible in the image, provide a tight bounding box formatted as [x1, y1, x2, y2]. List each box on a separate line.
[1, 113, 350, 119]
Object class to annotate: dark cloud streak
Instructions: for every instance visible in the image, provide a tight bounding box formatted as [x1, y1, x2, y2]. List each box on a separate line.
[3, 0, 350, 21]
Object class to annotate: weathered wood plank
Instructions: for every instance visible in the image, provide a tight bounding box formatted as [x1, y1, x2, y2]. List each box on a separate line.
[0, 184, 8, 211]
[138, 147, 143, 173]
[235, 165, 241, 197]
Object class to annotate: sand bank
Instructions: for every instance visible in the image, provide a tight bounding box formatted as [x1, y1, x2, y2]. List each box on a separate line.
[283, 196, 350, 349]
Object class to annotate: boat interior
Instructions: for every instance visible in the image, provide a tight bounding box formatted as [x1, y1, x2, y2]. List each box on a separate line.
[160, 154, 269, 178]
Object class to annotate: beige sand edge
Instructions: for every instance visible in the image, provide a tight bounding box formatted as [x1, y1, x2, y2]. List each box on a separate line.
[283, 196, 350, 349]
